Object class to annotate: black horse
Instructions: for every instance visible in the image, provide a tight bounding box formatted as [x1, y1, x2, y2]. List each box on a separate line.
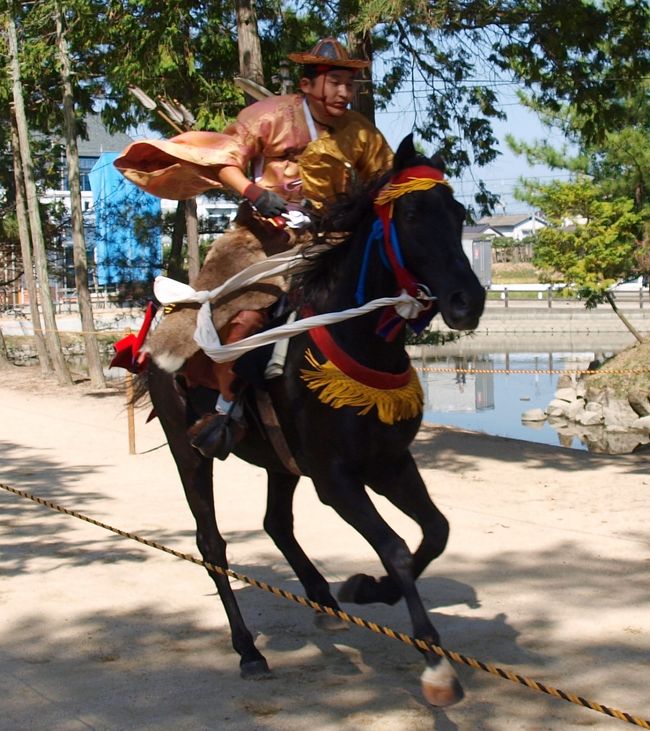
[145, 135, 485, 706]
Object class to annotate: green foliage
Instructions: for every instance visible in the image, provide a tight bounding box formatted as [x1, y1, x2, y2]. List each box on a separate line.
[525, 179, 643, 307]
[1, 0, 647, 241]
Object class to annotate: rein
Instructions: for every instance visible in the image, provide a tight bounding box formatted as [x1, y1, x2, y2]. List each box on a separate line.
[354, 165, 451, 340]
[355, 165, 451, 304]
[302, 165, 451, 416]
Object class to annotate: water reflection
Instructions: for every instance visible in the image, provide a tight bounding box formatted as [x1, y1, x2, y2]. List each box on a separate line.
[412, 333, 639, 453]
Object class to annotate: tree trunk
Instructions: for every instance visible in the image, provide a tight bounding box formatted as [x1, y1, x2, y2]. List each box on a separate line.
[235, 0, 264, 86]
[347, 29, 376, 123]
[10, 109, 51, 373]
[167, 200, 187, 282]
[605, 291, 645, 343]
[55, 3, 105, 388]
[7, 1, 72, 385]
[185, 197, 200, 285]
[0, 326, 10, 366]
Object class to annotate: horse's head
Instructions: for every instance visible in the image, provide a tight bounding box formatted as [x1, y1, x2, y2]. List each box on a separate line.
[377, 135, 485, 331]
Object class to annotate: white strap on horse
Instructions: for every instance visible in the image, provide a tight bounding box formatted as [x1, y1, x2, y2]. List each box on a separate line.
[153, 246, 432, 366]
[153, 245, 305, 307]
[197, 291, 429, 363]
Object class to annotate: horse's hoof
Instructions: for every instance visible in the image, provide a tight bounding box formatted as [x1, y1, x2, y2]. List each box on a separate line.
[240, 657, 271, 679]
[314, 611, 349, 632]
[420, 659, 464, 707]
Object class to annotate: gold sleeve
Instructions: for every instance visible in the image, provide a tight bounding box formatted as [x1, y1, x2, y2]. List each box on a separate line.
[299, 112, 393, 204]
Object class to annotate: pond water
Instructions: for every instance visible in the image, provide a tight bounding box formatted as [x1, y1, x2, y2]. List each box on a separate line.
[412, 333, 636, 452]
[64, 332, 638, 452]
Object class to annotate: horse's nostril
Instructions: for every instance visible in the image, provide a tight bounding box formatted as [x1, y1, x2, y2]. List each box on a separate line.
[449, 291, 469, 313]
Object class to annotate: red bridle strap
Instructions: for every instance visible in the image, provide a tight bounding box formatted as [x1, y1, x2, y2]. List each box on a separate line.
[373, 165, 450, 296]
[309, 324, 412, 389]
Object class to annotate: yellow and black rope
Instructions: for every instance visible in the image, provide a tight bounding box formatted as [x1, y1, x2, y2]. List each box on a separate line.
[1, 482, 649, 728]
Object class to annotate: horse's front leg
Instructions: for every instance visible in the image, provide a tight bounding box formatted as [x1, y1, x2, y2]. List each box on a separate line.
[263, 470, 347, 630]
[148, 365, 269, 677]
[339, 451, 449, 606]
[310, 463, 463, 707]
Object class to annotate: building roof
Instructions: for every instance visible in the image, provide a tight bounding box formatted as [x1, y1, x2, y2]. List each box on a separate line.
[51, 114, 133, 156]
[478, 213, 535, 227]
[462, 223, 501, 240]
[78, 115, 133, 155]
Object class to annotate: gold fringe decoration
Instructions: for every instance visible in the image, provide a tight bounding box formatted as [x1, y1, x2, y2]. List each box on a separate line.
[374, 177, 452, 210]
[300, 349, 424, 425]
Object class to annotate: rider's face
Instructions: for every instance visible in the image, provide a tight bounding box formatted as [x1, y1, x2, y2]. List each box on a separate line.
[300, 69, 355, 119]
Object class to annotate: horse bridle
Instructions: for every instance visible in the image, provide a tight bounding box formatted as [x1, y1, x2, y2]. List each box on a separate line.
[373, 165, 452, 300]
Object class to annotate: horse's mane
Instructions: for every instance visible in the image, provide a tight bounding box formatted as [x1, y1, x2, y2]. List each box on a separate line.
[292, 172, 389, 309]
[292, 149, 444, 310]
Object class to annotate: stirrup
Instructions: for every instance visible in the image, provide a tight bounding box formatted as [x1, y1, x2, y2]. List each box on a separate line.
[188, 401, 244, 461]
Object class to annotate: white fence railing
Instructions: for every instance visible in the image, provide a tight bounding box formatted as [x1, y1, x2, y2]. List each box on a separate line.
[489, 280, 649, 308]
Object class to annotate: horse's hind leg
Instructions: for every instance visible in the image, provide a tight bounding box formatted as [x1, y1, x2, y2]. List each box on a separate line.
[312, 464, 462, 706]
[339, 452, 449, 606]
[148, 365, 269, 677]
[263, 471, 347, 630]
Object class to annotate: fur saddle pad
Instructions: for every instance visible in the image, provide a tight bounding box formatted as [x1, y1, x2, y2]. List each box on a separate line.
[145, 208, 307, 374]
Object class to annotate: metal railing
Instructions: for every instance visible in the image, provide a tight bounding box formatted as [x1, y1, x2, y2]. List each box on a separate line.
[489, 283, 649, 309]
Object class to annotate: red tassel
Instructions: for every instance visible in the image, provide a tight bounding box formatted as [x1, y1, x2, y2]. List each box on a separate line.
[109, 302, 158, 373]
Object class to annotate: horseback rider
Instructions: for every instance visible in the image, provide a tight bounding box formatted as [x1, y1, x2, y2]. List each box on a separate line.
[114, 37, 394, 457]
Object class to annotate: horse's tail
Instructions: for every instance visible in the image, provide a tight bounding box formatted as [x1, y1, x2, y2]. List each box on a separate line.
[129, 368, 151, 409]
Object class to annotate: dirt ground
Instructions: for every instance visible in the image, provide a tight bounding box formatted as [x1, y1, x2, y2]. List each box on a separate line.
[1, 363, 649, 731]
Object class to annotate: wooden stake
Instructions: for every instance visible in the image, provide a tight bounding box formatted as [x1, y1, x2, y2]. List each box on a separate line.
[124, 329, 136, 454]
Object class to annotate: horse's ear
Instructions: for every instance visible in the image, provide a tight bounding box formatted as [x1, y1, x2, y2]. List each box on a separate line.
[393, 134, 417, 173]
[430, 152, 447, 174]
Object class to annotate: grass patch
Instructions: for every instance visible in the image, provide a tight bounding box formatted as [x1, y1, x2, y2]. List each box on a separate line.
[485, 290, 545, 301]
[585, 340, 650, 398]
[492, 262, 539, 284]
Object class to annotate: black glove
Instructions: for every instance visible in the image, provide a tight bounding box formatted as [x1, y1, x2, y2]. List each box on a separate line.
[243, 183, 288, 218]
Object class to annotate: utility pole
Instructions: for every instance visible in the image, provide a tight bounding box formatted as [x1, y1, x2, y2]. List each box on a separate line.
[55, 1, 105, 388]
[6, 1, 72, 385]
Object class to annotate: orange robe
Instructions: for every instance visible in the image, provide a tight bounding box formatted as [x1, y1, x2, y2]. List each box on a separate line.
[114, 93, 393, 203]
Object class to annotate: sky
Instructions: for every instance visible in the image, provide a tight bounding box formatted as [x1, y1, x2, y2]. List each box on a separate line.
[375, 84, 570, 216]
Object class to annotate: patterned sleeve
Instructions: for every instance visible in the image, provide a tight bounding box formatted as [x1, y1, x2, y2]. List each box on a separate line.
[299, 113, 394, 203]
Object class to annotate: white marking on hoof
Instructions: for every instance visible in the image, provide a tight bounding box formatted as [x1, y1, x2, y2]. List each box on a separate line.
[153, 352, 185, 374]
[420, 658, 464, 707]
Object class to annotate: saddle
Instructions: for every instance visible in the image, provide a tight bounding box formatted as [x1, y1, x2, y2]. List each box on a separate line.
[232, 306, 301, 475]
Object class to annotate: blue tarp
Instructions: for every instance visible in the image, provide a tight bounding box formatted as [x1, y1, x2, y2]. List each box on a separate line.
[89, 152, 162, 286]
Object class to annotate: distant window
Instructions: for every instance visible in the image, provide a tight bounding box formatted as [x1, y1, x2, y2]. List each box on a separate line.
[61, 156, 99, 192]
[79, 156, 98, 192]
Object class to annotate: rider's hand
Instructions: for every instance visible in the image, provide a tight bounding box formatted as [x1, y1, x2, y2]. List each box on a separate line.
[243, 183, 288, 218]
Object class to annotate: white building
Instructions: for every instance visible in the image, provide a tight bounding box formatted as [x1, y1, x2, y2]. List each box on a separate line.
[477, 212, 548, 241]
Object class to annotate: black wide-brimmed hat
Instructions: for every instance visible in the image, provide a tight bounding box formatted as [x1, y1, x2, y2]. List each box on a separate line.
[288, 37, 370, 70]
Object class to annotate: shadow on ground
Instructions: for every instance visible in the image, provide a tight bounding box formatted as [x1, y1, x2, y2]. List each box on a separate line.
[412, 425, 650, 477]
[3, 511, 649, 730]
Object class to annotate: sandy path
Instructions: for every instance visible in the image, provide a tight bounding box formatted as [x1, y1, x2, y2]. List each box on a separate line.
[1, 364, 649, 731]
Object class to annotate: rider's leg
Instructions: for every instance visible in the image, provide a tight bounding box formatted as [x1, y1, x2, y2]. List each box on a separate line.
[187, 308, 266, 460]
[212, 309, 267, 400]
